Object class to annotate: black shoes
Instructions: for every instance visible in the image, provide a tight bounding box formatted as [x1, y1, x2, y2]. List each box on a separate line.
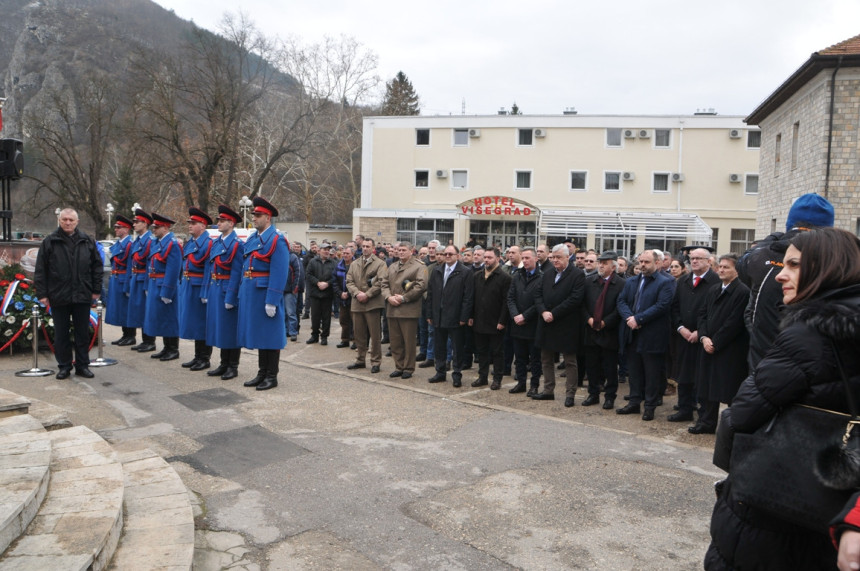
[256, 377, 278, 391]
[564, 397, 575, 407]
[526, 387, 538, 397]
[181, 358, 197, 368]
[221, 367, 238, 380]
[509, 383, 526, 394]
[350, 343, 357, 350]
[336, 341, 350, 348]
[602, 398, 615, 410]
[347, 362, 366, 370]
[616, 403, 641, 415]
[688, 423, 716, 435]
[642, 408, 655, 421]
[428, 373, 446, 383]
[244, 373, 264, 387]
[134, 343, 156, 352]
[532, 393, 555, 400]
[416, 353, 426, 362]
[208, 365, 228, 377]
[471, 378, 488, 387]
[371, 365, 380, 374]
[290, 336, 297, 342]
[116, 337, 136, 346]
[401, 372, 413, 379]
[159, 350, 180, 361]
[190, 360, 210, 371]
[320, 338, 328, 346]
[452, 378, 462, 388]
[75, 367, 94, 379]
[581, 394, 600, 407]
[490, 379, 501, 390]
[151, 349, 167, 359]
[56, 368, 71, 380]
[418, 359, 435, 368]
[306, 336, 319, 344]
[667, 411, 694, 422]
[389, 370, 403, 378]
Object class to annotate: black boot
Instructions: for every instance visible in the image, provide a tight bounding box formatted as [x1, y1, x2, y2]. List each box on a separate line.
[159, 337, 180, 361]
[190, 340, 211, 371]
[222, 348, 240, 380]
[243, 369, 266, 387]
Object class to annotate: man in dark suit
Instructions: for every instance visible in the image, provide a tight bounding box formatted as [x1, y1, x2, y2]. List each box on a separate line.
[533, 244, 586, 406]
[469, 248, 511, 390]
[581, 250, 626, 409]
[616, 250, 676, 420]
[507, 247, 543, 396]
[668, 247, 720, 422]
[426, 245, 474, 387]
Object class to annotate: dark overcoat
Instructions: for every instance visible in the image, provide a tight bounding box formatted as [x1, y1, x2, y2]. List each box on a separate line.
[105, 235, 132, 326]
[581, 272, 626, 349]
[178, 232, 213, 341]
[237, 226, 289, 350]
[143, 232, 182, 337]
[34, 227, 102, 307]
[203, 230, 244, 349]
[472, 267, 511, 335]
[696, 278, 750, 403]
[671, 270, 720, 384]
[534, 264, 585, 353]
[507, 267, 543, 340]
[616, 270, 676, 353]
[426, 261, 474, 329]
[126, 232, 153, 328]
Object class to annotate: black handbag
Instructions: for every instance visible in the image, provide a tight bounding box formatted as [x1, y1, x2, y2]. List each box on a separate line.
[727, 341, 860, 532]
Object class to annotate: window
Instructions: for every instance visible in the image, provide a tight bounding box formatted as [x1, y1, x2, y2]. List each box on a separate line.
[415, 170, 429, 188]
[515, 170, 532, 190]
[470, 220, 537, 248]
[730, 228, 755, 254]
[655, 129, 671, 148]
[745, 174, 759, 195]
[396, 218, 454, 246]
[653, 173, 670, 193]
[774, 133, 782, 174]
[643, 227, 685, 259]
[570, 171, 587, 191]
[453, 129, 468, 146]
[711, 228, 719, 251]
[451, 169, 468, 189]
[606, 128, 622, 147]
[791, 122, 799, 170]
[518, 129, 533, 146]
[416, 129, 430, 146]
[747, 130, 761, 149]
[604, 171, 621, 192]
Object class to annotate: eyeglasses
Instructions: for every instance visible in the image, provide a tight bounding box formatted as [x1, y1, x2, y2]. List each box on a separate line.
[689, 257, 707, 261]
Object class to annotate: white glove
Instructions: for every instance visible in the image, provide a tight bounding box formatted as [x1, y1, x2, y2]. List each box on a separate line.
[161, 297, 172, 304]
[265, 304, 276, 317]
[125, 292, 130, 298]
[201, 298, 208, 304]
[225, 303, 234, 310]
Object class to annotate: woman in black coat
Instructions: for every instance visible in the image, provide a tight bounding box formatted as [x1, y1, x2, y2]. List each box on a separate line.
[705, 228, 860, 570]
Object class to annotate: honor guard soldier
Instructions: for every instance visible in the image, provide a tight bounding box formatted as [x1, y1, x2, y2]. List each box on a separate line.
[179, 207, 214, 370]
[239, 197, 289, 391]
[144, 213, 182, 361]
[203, 205, 244, 380]
[106, 214, 136, 345]
[128, 209, 157, 352]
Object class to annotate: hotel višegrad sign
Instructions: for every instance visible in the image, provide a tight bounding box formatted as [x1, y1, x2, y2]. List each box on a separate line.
[457, 196, 537, 217]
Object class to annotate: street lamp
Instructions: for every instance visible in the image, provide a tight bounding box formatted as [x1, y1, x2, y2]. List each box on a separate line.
[54, 207, 61, 226]
[131, 202, 141, 215]
[239, 195, 252, 229]
[105, 203, 114, 236]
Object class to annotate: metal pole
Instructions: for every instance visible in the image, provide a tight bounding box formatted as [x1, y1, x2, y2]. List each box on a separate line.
[16, 305, 53, 376]
[89, 300, 117, 367]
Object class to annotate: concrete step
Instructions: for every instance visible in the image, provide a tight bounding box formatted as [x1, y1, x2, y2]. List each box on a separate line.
[0, 425, 124, 571]
[0, 416, 50, 554]
[0, 389, 30, 419]
[107, 449, 194, 570]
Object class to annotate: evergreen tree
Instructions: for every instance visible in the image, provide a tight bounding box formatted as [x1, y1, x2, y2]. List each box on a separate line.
[380, 71, 420, 115]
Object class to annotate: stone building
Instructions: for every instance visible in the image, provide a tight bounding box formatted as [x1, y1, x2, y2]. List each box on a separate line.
[746, 33, 860, 236]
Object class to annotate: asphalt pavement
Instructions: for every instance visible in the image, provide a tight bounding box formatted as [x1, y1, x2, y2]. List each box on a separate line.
[0, 322, 725, 570]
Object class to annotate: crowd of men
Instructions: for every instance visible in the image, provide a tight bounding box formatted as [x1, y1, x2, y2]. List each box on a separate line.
[38, 192, 836, 434]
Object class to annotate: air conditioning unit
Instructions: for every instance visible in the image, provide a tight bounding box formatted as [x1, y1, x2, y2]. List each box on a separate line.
[638, 129, 651, 139]
[729, 129, 742, 139]
[622, 171, 635, 181]
[436, 169, 448, 178]
[623, 129, 636, 139]
[469, 128, 481, 138]
[671, 172, 685, 182]
[729, 173, 742, 183]
[534, 128, 547, 138]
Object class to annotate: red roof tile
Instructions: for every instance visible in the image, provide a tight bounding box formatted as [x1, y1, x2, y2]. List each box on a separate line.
[817, 33, 860, 56]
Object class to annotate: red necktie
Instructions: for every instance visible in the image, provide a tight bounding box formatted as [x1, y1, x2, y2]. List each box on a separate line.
[693, 276, 700, 287]
[593, 277, 612, 324]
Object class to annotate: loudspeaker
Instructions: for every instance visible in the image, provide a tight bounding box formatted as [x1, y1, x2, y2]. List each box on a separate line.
[0, 139, 23, 179]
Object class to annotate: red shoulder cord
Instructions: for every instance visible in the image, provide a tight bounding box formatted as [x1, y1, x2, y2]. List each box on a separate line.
[214, 242, 240, 272]
[132, 239, 151, 268]
[185, 239, 213, 271]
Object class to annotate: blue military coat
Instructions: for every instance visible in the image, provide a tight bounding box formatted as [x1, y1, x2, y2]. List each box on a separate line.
[237, 225, 289, 350]
[105, 235, 132, 326]
[202, 230, 244, 349]
[178, 232, 213, 341]
[143, 232, 182, 337]
[126, 231, 153, 328]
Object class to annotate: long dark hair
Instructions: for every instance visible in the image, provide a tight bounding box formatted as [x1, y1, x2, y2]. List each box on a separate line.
[789, 227, 860, 303]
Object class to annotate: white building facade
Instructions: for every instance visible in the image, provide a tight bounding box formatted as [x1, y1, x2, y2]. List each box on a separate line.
[356, 114, 761, 257]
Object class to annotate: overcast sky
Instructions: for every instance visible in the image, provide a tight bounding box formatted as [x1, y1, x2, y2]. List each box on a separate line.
[154, 0, 860, 118]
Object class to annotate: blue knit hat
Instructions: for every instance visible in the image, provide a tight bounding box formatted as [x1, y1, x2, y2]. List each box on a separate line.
[786, 193, 834, 231]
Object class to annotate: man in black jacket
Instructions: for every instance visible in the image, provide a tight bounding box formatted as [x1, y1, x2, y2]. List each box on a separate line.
[507, 247, 543, 396]
[305, 242, 336, 345]
[35, 208, 103, 379]
[426, 245, 474, 387]
[470, 248, 511, 390]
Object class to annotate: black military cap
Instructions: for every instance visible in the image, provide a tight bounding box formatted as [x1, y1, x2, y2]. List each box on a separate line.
[187, 207, 213, 226]
[597, 250, 618, 261]
[217, 204, 241, 224]
[134, 209, 153, 225]
[151, 212, 175, 227]
[114, 215, 133, 229]
[252, 196, 278, 217]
